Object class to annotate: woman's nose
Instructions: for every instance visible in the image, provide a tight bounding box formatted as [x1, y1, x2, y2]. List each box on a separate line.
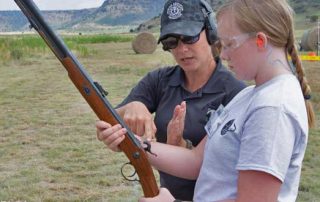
[175, 40, 189, 52]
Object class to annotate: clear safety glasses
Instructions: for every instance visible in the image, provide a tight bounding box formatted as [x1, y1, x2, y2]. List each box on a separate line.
[219, 32, 257, 52]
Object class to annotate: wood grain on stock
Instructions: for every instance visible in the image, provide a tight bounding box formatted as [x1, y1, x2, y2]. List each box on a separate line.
[16, 0, 159, 197]
[62, 57, 159, 197]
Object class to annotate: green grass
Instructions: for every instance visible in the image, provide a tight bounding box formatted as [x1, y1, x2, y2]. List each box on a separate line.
[0, 34, 319, 201]
[298, 129, 320, 201]
[293, 1, 319, 32]
[64, 34, 134, 44]
[0, 34, 135, 64]
[0, 36, 173, 201]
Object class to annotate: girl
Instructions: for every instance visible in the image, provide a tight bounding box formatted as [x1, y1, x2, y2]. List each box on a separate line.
[96, 0, 315, 201]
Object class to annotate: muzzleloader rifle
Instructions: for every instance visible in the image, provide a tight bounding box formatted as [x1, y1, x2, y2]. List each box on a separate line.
[14, 0, 159, 197]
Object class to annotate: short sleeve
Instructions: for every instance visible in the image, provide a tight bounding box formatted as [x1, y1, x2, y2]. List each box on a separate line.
[236, 106, 299, 182]
[116, 69, 161, 112]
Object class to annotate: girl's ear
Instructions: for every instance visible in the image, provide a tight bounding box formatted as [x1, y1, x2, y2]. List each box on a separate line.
[255, 32, 267, 49]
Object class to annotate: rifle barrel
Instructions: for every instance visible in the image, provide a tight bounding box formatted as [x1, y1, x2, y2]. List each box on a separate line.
[14, 0, 159, 197]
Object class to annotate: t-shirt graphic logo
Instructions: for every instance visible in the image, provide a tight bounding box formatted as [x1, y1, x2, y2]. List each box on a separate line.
[167, 2, 183, 19]
[221, 119, 236, 135]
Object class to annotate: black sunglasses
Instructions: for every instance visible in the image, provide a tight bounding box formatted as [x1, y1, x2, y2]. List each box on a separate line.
[161, 32, 201, 51]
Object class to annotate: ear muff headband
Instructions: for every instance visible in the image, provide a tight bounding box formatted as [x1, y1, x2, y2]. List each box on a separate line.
[199, 0, 218, 44]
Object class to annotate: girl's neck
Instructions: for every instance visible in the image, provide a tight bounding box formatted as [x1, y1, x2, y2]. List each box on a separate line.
[255, 47, 291, 86]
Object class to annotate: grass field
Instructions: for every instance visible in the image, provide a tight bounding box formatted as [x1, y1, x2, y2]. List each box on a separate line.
[0, 33, 319, 201]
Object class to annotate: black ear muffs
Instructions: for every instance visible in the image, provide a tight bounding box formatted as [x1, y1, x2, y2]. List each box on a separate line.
[199, 0, 218, 45]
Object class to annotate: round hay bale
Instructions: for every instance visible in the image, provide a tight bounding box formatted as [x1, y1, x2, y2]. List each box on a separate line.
[132, 32, 157, 54]
[300, 26, 320, 51]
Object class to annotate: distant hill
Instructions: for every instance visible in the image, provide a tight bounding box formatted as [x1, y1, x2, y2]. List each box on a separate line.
[0, 8, 98, 32]
[134, 0, 224, 33]
[291, 0, 320, 14]
[0, 0, 166, 32]
[0, 11, 28, 31]
[134, 0, 320, 33]
[0, 0, 318, 33]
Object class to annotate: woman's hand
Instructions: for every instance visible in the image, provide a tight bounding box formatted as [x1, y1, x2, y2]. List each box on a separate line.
[117, 101, 157, 140]
[167, 101, 187, 147]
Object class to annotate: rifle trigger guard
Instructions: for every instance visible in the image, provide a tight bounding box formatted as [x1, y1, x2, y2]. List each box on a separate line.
[121, 162, 139, 182]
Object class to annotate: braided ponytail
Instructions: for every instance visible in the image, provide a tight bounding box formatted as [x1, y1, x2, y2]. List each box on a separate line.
[217, 0, 316, 128]
[287, 30, 315, 128]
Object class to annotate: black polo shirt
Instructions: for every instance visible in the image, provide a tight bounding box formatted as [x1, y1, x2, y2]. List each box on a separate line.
[118, 58, 246, 200]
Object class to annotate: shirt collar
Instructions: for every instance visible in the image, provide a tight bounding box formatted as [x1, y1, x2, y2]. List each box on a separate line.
[168, 65, 184, 87]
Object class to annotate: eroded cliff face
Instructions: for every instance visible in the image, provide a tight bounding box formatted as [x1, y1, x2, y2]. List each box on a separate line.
[0, 0, 318, 32]
[0, 0, 165, 32]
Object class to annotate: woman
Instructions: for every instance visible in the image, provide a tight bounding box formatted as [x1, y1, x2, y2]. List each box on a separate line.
[97, 0, 315, 201]
[99, 0, 245, 200]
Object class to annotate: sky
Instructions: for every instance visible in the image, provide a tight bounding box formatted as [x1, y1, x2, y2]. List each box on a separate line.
[0, 0, 105, 11]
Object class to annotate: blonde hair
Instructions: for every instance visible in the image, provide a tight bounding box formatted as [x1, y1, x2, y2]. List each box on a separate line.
[217, 0, 315, 128]
[211, 41, 222, 58]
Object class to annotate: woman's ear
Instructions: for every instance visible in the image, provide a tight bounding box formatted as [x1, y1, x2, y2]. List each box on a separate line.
[256, 32, 267, 50]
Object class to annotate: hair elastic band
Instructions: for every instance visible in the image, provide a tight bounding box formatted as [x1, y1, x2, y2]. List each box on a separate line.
[304, 94, 311, 100]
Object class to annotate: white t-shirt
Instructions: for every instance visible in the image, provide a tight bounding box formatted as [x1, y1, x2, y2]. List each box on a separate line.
[194, 74, 308, 202]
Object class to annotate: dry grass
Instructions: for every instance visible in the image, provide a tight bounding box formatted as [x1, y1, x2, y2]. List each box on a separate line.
[0, 36, 319, 201]
[0, 41, 174, 201]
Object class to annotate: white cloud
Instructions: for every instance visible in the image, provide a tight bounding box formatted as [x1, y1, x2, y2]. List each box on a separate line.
[0, 0, 105, 11]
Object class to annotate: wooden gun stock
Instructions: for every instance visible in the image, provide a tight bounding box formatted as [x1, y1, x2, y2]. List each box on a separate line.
[14, 0, 159, 197]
